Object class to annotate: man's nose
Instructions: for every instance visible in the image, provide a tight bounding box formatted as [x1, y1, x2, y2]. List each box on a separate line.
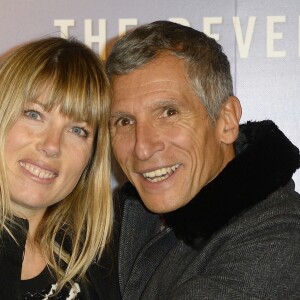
[134, 122, 165, 161]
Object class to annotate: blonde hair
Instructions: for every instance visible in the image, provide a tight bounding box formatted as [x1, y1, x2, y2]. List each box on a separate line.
[0, 37, 113, 289]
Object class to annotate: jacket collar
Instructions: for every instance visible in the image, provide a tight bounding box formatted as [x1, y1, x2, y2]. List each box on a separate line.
[161, 120, 300, 248]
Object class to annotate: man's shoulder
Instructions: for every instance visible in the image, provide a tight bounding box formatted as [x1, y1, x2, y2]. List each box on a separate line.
[224, 180, 300, 239]
[245, 180, 300, 220]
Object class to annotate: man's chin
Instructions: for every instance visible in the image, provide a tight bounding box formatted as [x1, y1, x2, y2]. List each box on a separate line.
[141, 195, 187, 214]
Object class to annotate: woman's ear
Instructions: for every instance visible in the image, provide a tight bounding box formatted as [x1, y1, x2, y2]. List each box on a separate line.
[219, 96, 242, 144]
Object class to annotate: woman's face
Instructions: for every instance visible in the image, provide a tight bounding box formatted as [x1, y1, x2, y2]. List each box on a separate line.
[4, 97, 95, 219]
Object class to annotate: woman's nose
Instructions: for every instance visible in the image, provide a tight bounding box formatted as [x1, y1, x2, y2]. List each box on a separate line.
[37, 127, 62, 158]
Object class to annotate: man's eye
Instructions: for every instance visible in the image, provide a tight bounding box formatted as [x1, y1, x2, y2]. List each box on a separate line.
[116, 118, 134, 127]
[24, 110, 41, 120]
[161, 108, 178, 117]
[71, 127, 89, 137]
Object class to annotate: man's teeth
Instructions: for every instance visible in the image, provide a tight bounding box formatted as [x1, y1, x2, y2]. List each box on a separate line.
[19, 162, 56, 179]
[143, 164, 180, 182]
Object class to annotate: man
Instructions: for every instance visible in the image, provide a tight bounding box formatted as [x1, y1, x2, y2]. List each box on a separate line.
[107, 21, 300, 299]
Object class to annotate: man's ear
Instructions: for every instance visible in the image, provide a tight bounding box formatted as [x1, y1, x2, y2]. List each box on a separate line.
[218, 96, 242, 144]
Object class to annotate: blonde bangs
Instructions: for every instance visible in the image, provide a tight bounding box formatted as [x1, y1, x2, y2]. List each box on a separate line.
[22, 56, 110, 129]
[0, 37, 110, 129]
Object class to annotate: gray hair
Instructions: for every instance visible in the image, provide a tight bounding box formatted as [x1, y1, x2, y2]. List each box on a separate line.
[106, 20, 233, 123]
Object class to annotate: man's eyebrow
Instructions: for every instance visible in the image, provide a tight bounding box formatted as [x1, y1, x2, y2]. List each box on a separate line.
[153, 98, 180, 106]
[110, 111, 131, 119]
[150, 99, 185, 112]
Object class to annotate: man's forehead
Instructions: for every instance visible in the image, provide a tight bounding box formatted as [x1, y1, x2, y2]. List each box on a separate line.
[112, 55, 186, 88]
[112, 78, 180, 97]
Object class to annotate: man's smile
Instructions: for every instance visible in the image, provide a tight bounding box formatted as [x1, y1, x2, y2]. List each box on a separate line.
[142, 163, 180, 182]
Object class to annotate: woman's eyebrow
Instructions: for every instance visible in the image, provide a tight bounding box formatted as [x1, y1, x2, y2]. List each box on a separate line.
[27, 100, 47, 109]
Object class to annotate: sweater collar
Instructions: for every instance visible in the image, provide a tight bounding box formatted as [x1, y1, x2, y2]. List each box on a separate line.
[162, 120, 300, 248]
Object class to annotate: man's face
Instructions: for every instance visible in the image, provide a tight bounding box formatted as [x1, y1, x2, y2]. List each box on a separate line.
[110, 54, 236, 213]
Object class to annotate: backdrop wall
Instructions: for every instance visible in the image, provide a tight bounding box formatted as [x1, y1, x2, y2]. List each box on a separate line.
[1, 0, 299, 191]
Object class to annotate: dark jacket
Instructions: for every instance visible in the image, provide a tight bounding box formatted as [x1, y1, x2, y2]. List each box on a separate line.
[0, 217, 98, 299]
[115, 120, 300, 299]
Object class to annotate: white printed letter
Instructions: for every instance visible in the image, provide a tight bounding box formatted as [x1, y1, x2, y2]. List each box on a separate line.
[169, 18, 190, 27]
[54, 19, 75, 38]
[203, 17, 222, 41]
[267, 16, 286, 58]
[233, 16, 256, 58]
[85, 19, 106, 60]
[119, 19, 138, 37]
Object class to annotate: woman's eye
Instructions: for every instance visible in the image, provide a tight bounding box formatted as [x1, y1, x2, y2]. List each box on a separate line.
[161, 108, 178, 117]
[71, 127, 89, 137]
[24, 110, 41, 120]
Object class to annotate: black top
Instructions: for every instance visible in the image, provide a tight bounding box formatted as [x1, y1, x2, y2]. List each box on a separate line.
[20, 267, 81, 299]
[0, 218, 98, 299]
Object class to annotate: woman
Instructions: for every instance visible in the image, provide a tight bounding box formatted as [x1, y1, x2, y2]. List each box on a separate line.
[0, 37, 113, 299]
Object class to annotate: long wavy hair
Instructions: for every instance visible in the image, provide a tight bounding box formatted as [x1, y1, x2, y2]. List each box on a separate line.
[0, 37, 113, 290]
